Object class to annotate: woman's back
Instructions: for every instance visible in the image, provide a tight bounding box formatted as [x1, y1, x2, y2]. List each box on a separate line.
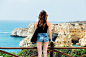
[37, 21, 48, 33]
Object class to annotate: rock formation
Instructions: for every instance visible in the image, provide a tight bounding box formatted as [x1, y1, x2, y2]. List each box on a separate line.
[10, 28, 28, 37]
[11, 22, 86, 47]
[55, 23, 86, 47]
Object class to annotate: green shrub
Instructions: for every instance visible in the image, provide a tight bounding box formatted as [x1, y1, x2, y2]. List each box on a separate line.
[1, 47, 86, 56]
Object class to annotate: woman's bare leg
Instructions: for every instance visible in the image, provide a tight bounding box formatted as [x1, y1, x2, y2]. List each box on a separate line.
[37, 42, 42, 57]
[43, 42, 49, 57]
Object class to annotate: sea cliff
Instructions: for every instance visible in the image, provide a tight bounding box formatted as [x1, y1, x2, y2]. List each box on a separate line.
[10, 22, 86, 47]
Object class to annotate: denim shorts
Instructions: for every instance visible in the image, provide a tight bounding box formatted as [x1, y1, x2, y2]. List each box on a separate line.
[36, 33, 49, 43]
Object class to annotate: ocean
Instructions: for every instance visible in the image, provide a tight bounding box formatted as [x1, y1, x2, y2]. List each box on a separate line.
[0, 20, 35, 53]
[0, 20, 80, 53]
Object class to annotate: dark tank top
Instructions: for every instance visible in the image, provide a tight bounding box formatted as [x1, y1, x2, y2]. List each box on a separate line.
[37, 21, 48, 33]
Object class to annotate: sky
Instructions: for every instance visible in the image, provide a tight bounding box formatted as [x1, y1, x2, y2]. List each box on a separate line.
[0, 0, 86, 22]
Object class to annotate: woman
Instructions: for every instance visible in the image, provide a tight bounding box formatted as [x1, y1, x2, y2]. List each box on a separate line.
[35, 10, 53, 57]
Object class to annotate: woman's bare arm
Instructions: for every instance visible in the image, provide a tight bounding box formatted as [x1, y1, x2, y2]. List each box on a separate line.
[35, 21, 38, 29]
[47, 21, 52, 42]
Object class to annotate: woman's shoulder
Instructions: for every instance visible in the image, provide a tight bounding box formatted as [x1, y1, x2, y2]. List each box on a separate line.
[36, 20, 39, 25]
[47, 21, 51, 26]
[47, 21, 50, 23]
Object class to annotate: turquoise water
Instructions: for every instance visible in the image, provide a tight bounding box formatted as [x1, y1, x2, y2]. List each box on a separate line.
[73, 44, 81, 47]
[0, 20, 34, 53]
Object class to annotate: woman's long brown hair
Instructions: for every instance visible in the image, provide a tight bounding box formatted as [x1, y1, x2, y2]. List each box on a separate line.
[38, 10, 48, 30]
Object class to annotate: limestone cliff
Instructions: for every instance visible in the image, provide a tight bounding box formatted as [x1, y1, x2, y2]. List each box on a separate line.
[55, 23, 86, 47]
[11, 22, 86, 47]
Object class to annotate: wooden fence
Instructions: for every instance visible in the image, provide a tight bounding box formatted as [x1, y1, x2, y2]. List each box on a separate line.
[0, 42, 86, 57]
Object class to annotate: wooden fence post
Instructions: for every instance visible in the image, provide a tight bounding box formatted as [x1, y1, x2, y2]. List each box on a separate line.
[50, 42, 54, 57]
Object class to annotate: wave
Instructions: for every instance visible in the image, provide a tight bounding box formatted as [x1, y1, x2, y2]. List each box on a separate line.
[0, 32, 11, 33]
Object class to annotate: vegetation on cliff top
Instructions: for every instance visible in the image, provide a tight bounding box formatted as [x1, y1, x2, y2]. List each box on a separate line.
[66, 20, 86, 24]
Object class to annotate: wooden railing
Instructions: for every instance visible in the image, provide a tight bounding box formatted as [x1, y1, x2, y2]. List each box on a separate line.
[0, 42, 86, 57]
